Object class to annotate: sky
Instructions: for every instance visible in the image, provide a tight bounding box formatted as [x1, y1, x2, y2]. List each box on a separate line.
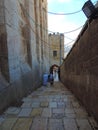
[48, 0, 97, 56]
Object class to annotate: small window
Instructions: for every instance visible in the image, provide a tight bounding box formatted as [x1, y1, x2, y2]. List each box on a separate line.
[53, 50, 57, 57]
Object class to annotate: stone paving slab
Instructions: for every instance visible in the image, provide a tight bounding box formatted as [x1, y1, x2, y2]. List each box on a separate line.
[22, 98, 33, 102]
[31, 102, 40, 108]
[74, 108, 88, 118]
[0, 117, 17, 130]
[65, 113, 76, 118]
[72, 101, 80, 108]
[40, 101, 48, 107]
[21, 102, 31, 108]
[0, 82, 98, 130]
[65, 108, 75, 114]
[57, 102, 66, 108]
[48, 119, 64, 130]
[65, 101, 73, 108]
[18, 108, 32, 117]
[4, 107, 21, 116]
[30, 108, 42, 117]
[49, 102, 57, 108]
[12, 118, 32, 130]
[31, 117, 48, 130]
[0, 116, 5, 125]
[52, 113, 65, 119]
[42, 108, 51, 117]
[53, 108, 65, 114]
[63, 118, 78, 130]
[76, 119, 92, 130]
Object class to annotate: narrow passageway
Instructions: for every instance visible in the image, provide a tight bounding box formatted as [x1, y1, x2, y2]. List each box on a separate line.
[0, 82, 98, 130]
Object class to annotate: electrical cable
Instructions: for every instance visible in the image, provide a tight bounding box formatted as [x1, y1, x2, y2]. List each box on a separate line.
[47, 0, 98, 15]
[64, 26, 83, 34]
[3, 1, 84, 51]
[64, 36, 75, 41]
[3, 3, 79, 56]
[47, 10, 82, 15]
[19, 0, 84, 34]
[4, 4, 49, 48]
[65, 40, 75, 47]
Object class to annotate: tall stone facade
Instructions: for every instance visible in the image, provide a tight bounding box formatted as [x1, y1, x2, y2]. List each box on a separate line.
[0, 0, 49, 112]
[49, 33, 64, 66]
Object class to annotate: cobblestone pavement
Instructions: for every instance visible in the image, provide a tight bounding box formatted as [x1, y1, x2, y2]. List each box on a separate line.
[0, 82, 98, 130]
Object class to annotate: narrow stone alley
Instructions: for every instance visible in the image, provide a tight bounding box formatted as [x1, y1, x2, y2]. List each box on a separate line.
[0, 82, 98, 130]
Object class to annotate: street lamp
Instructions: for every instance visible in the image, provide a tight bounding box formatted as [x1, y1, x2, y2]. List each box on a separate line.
[82, 0, 96, 18]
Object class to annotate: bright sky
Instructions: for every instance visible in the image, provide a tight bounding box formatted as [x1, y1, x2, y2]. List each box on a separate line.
[48, 0, 97, 56]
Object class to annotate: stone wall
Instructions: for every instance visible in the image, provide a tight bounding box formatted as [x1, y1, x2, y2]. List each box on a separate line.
[60, 17, 98, 121]
[0, 0, 49, 112]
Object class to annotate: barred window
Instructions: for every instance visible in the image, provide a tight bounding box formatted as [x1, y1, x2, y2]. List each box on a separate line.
[53, 50, 57, 57]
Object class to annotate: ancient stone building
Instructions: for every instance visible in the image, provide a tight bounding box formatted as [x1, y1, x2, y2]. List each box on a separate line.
[49, 33, 64, 66]
[0, 0, 49, 112]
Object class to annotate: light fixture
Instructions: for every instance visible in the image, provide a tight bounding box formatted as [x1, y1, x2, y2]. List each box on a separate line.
[82, 0, 96, 18]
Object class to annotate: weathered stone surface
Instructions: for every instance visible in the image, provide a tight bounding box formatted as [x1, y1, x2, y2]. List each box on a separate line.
[31, 117, 48, 130]
[74, 108, 88, 118]
[63, 118, 78, 130]
[0, 116, 5, 125]
[0, 16, 4, 24]
[65, 108, 75, 114]
[65, 101, 73, 108]
[57, 102, 65, 108]
[65, 113, 76, 118]
[72, 101, 80, 108]
[5, 107, 21, 115]
[32, 102, 40, 108]
[22, 98, 33, 103]
[13, 118, 32, 130]
[60, 16, 98, 122]
[18, 108, 32, 117]
[49, 102, 57, 108]
[53, 108, 65, 114]
[76, 119, 92, 130]
[42, 108, 51, 117]
[31, 108, 42, 117]
[40, 101, 48, 107]
[0, 118, 17, 130]
[48, 119, 64, 130]
[21, 102, 31, 108]
[52, 113, 65, 119]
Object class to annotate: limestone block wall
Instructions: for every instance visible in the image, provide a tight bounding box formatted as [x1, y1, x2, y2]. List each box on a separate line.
[60, 17, 98, 121]
[0, 0, 49, 112]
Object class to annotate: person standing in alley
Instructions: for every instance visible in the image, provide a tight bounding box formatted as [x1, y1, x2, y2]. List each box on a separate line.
[49, 72, 54, 85]
[48, 68, 54, 86]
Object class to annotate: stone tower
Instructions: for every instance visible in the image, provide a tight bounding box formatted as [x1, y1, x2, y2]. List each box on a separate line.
[49, 33, 64, 66]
